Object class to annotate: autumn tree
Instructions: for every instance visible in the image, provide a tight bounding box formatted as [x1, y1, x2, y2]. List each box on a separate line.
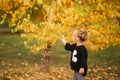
[0, 0, 120, 72]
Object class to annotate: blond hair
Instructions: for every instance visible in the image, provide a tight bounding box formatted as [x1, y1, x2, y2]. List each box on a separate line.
[77, 29, 88, 42]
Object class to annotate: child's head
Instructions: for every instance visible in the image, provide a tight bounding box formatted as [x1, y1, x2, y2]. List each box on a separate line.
[73, 29, 88, 43]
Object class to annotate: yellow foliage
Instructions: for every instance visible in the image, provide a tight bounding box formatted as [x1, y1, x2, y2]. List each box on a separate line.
[0, 0, 120, 52]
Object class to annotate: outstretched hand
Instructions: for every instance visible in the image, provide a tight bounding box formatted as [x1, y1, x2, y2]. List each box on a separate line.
[61, 37, 66, 45]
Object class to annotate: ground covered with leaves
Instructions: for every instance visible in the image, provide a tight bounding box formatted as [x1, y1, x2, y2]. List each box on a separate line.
[0, 34, 120, 80]
[0, 61, 120, 80]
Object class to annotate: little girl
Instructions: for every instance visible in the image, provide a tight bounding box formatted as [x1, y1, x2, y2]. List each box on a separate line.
[61, 29, 88, 80]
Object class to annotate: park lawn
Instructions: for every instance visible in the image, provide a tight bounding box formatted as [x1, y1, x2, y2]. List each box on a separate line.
[0, 34, 120, 80]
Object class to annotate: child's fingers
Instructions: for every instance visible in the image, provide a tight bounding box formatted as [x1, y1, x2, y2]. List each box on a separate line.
[61, 35, 65, 40]
[61, 38, 64, 41]
[62, 36, 65, 39]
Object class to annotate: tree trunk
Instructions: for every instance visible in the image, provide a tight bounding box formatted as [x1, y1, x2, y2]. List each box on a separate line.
[40, 43, 51, 72]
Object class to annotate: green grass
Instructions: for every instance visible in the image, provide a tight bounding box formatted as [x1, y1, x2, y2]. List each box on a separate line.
[0, 34, 42, 64]
[0, 33, 120, 67]
[0, 34, 120, 80]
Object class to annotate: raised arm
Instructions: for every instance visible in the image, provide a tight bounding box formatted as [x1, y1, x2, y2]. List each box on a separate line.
[61, 37, 75, 51]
